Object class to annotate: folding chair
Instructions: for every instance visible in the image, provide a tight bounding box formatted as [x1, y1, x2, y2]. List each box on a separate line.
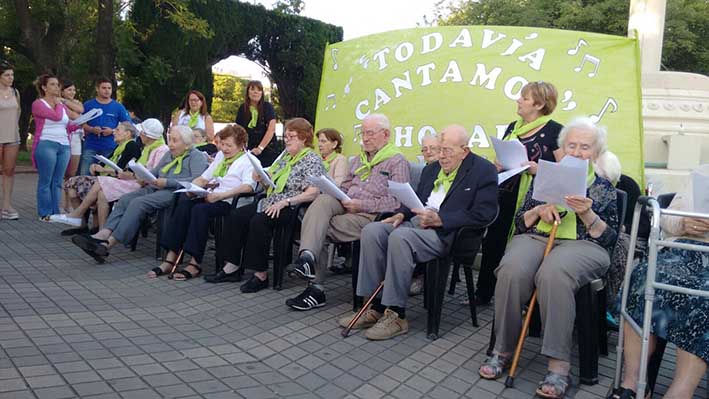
[614, 196, 709, 396]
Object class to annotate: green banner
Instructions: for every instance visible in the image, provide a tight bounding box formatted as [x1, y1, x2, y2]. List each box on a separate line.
[315, 26, 644, 184]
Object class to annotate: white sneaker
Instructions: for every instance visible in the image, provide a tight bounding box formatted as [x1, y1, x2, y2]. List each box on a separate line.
[49, 214, 82, 227]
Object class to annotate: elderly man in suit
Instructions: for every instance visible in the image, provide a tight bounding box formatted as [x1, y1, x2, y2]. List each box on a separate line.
[339, 124, 499, 340]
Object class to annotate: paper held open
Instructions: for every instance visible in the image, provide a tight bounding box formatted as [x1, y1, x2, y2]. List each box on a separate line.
[532, 157, 588, 209]
[491, 137, 529, 171]
[69, 108, 103, 126]
[174, 181, 210, 198]
[246, 151, 275, 189]
[387, 181, 424, 210]
[94, 155, 122, 173]
[307, 175, 351, 201]
[128, 160, 157, 183]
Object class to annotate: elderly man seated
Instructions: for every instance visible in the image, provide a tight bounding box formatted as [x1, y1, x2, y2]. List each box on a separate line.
[338, 125, 498, 340]
[479, 117, 618, 399]
[285, 113, 410, 311]
[71, 125, 208, 262]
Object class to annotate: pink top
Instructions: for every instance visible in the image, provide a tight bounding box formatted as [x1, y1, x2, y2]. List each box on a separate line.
[31, 99, 80, 167]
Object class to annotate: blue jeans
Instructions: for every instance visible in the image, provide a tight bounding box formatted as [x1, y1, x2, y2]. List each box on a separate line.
[79, 147, 114, 176]
[36, 140, 71, 217]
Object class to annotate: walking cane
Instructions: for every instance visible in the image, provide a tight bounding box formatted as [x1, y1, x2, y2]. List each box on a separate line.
[341, 281, 384, 338]
[505, 219, 560, 388]
[167, 249, 185, 280]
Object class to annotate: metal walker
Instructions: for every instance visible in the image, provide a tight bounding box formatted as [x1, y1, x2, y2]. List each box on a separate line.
[614, 196, 709, 396]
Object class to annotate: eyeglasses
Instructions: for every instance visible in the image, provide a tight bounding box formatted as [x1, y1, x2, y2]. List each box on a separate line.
[357, 128, 383, 138]
[440, 145, 466, 156]
[284, 134, 300, 141]
[422, 146, 440, 153]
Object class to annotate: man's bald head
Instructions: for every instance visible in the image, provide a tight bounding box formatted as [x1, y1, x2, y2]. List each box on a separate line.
[438, 124, 470, 173]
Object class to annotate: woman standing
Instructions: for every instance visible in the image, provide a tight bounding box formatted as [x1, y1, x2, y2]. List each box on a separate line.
[235, 80, 278, 167]
[317, 128, 348, 186]
[0, 62, 20, 219]
[61, 79, 85, 180]
[476, 81, 564, 305]
[31, 74, 79, 221]
[171, 90, 215, 142]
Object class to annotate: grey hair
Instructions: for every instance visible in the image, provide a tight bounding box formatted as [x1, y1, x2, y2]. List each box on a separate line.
[192, 127, 207, 139]
[558, 116, 607, 157]
[594, 150, 622, 185]
[171, 125, 194, 147]
[118, 121, 138, 138]
[421, 134, 439, 145]
[440, 124, 470, 147]
[364, 113, 390, 131]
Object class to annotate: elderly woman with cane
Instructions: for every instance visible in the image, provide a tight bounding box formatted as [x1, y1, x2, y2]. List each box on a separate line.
[479, 117, 619, 399]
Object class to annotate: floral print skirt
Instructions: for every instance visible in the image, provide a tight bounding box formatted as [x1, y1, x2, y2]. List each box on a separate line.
[625, 239, 709, 363]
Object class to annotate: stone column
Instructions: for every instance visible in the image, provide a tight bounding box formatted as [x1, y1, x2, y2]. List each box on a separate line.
[628, 0, 667, 73]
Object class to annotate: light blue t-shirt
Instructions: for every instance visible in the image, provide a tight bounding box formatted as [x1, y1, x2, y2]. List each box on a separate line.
[83, 98, 130, 151]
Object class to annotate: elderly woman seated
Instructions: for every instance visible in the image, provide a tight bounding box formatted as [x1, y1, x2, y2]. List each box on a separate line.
[54, 119, 168, 231]
[71, 125, 208, 262]
[149, 125, 255, 280]
[203, 117, 324, 293]
[479, 117, 618, 399]
[610, 165, 708, 399]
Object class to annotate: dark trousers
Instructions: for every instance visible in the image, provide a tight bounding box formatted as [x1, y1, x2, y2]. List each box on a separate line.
[222, 201, 294, 272]
[477, 190, 517, 301]
[160, 194, 231, 263]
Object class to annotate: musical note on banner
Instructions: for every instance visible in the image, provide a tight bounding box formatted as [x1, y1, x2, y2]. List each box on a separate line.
[352, 124, 363, 143]
[561, 90, 577, 111]
[331, 48, 339, 71]
[525, 32, 539, 40]
[325, 94, 336, 111]
[589, 98, 618, 123]
[567, 39, 589, 55]
[574, 54, 600, 77]
[358, 55, 370, 69]
[344, 77, 353, 95]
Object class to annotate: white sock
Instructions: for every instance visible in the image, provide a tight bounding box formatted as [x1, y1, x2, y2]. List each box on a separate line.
[223, 263, 239, 274]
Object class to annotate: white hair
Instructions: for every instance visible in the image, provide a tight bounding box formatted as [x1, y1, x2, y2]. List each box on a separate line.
[364, 113, 390, 131]
[594, 150, 622, 185]
[171, 125, 194, 147]
[421, 134, 439, 145]
[558, 116, 608, 157]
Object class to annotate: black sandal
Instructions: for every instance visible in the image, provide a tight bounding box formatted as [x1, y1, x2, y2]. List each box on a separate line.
[607, 387, 636, 399]
[173, 263, 202, 281]
[148, 259, 179, 279]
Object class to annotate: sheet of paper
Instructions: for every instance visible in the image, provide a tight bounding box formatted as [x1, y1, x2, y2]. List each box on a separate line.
[128, 160, 157, 183]
[307, 175, 351, 201]
[691, 167, 709, 214]
[491, 137, 528, 170]
[497, 165, 530, 185]
[388, 181, 424, 210]
[69, 108, 103, 126]
[94, 155, 123, 173]
[246, 151, 276, 188]
[174, 182, 209, 198]
[532, 158, 588, 210]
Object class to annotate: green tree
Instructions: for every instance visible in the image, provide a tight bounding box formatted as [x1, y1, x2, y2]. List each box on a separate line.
[436, 0, 708, 75]
[211, 73, 247, 122]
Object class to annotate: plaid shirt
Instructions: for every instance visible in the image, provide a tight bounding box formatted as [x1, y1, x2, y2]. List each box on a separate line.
[340, 153, 410, 214]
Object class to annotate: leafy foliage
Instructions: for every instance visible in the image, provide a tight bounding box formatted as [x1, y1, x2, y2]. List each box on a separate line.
[211, 73, 247, 123]
[436, 0, 708, 75]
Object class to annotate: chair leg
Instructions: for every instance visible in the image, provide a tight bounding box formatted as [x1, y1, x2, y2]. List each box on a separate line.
[351, 241, 362, 311]
[598, 286, 608, 356]
[462, 264, 478, 327]
[487, 317, 496, 356]
[448, 261, 461, 295]
[155, 210, 163, 260]
[577, 284, 599, 385]
[426, 258, 451, 340]
[647, 338, 667, 396]
[214, 217, 224, 272]
[272, 226, 283, 290]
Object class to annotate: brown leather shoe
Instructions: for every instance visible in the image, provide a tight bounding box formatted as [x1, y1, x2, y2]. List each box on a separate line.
[364, 309, 409, 340]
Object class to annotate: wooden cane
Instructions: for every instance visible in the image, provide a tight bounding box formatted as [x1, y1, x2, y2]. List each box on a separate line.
[341, 281, 385, 338]
[167, 249, 185, 280]
[505, 220, 560, 388]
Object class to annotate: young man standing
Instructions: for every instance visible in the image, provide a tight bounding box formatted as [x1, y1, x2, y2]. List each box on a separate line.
[79, 77, 130, 175]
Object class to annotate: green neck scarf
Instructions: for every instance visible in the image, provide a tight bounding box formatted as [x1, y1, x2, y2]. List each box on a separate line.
[433, 165, 460, 194]
[138, 137, 165, 166]
[214, 151, 244, 178]
[322, 152, 338, 172]
[354, 143, 402, 181]
[248, 106, 258, 129]
[536, 162, 596, 240]
[268, 147, 311, 195]
[195, 142, 208, 148]
[509, 115, 553, 139]
[188, 111, 200, 128]
[160, 150, 189, 175]
[504, 115, 552, 241]
[102, 140, 129, 176]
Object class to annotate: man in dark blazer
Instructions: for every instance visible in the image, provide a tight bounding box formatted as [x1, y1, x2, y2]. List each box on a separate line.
[338, 124, 499, 340]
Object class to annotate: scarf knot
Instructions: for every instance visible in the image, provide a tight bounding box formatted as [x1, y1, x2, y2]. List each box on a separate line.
[354, 143, 402, 181]
[160, 150, 189, 175]
[214, 151, 244, 178]
[433, 165, 459, 193]
[268, 147, 312, 195]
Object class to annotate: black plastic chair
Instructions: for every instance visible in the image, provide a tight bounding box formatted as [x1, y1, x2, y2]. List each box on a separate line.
[272, 200, 311, 290]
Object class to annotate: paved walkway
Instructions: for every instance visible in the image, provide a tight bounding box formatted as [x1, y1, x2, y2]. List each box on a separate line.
[0, 174, 706, 399]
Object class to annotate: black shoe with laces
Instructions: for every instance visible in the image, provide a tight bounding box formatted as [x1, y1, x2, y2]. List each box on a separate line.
[240, 275, 269, 293]
[285, 253, 316, 280]
[286, 285, 326, 311]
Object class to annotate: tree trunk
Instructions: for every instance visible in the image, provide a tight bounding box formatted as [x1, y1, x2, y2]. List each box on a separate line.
[94, 0, 115, 87]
